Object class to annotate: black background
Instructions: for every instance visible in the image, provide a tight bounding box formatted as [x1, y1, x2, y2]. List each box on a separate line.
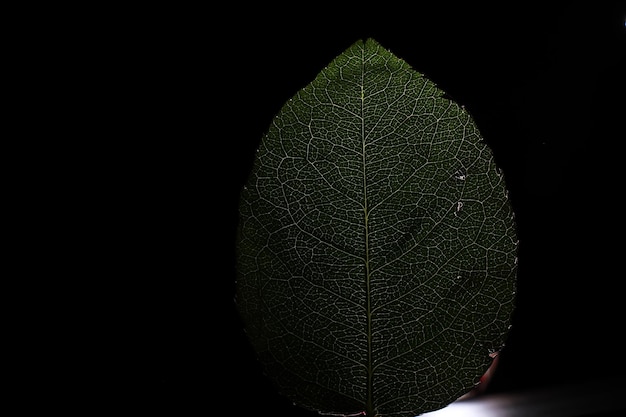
[106, 2, 626, 415]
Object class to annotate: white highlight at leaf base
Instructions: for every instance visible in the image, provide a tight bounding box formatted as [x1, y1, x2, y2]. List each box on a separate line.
[420, 377, 623, 417]
[420, 398, 508, 417]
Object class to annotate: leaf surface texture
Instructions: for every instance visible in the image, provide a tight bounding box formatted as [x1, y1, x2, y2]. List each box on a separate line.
[236, 38, 517, 417]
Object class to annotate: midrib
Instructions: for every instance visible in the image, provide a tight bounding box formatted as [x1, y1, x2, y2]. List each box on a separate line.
[360, 46, 375, 417]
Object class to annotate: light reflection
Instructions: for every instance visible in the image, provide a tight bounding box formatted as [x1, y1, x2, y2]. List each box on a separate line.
[419, 396, 514, 417]
[416, 376, 625, 417]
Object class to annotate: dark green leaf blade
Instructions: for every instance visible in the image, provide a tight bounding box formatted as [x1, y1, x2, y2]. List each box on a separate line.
[236, 38, 517, 417]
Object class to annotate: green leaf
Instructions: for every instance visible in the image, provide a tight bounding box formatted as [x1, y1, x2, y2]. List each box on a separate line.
[236, 38, 517, 417]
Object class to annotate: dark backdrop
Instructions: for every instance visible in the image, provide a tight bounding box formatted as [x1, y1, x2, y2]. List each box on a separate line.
[108, 2, 625, 415]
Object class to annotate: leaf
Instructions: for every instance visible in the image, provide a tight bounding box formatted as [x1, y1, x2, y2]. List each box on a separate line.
[235, 38, 517, 417]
